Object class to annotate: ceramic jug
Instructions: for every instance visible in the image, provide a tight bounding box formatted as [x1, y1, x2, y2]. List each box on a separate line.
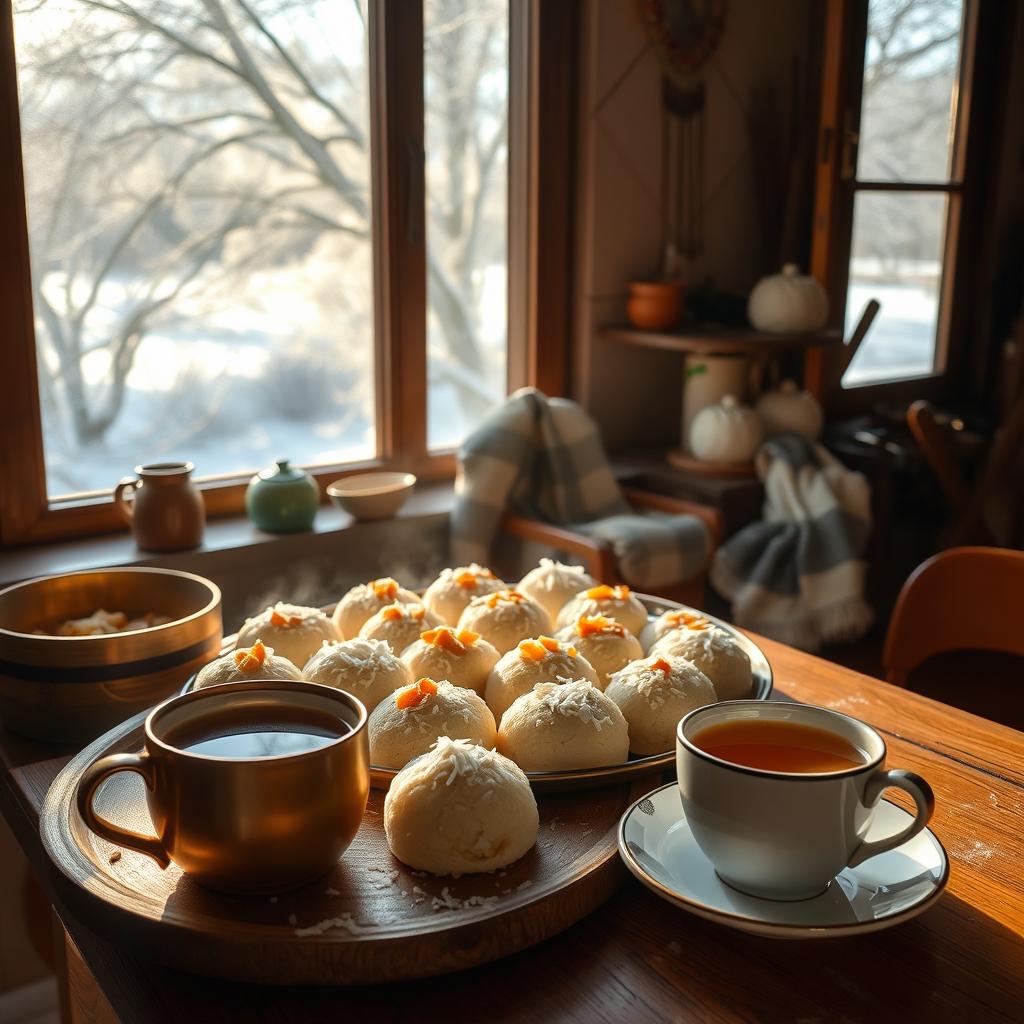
[114, 462, 205, 552]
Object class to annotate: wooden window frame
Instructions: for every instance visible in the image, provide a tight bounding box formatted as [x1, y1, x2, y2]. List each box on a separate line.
[0, 0, 577, 548]
[808, 0, 988, 412]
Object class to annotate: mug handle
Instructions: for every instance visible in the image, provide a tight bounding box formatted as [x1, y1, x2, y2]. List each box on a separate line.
[113, 478, 139, 524]
[848, 768, 935, 868]
[75, 752, 170, 868]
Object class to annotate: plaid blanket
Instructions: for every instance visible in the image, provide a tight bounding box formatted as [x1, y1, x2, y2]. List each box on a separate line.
[710, 435, 873, 651]
[451, 388, 710, 589]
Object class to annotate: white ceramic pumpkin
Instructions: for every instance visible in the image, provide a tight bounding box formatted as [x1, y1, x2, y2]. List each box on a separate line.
[689, 394, 764, 463]
[756, 380, 824, 440]
[748, 263, 829, 334]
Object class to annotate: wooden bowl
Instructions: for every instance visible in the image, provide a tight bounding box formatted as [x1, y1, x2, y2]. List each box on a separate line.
[0, 568, 222, 744]
[326, 472, 416, 521]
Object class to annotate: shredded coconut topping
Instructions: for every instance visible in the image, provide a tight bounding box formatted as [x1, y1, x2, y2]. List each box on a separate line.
[528, 558, 591, 592]
[305, 637, 404, 684]
[425, 736, 514, 789]
[530, 679, 612, 731]
[611, 655, 702, 710]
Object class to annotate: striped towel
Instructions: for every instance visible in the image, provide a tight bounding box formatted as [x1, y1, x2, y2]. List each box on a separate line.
[451, 388, 710, 589]
[710, 435, 873, 651]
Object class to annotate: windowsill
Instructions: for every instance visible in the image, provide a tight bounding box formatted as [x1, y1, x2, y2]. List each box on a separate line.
[0, 483, 456, 589]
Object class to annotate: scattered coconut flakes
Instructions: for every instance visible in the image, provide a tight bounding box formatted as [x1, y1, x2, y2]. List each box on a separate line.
[288, 913, 297, 926]
[412, 885, 426, 895]
[294, 913, 362, 938]
[431, 887, 462, 911]
[325, 888, 340, 897]
[517, 880, 533, 891]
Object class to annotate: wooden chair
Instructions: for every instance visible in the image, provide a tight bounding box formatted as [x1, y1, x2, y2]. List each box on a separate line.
[501, 488, 724, 609]
[883, 546, 1024, 685]
[907, 396, 1024, 547]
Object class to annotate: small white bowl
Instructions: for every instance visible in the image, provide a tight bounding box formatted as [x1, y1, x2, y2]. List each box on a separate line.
[327, 472, 416, 521]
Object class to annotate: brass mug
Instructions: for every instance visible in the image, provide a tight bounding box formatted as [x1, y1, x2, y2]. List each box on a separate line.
[75, 681, 370, 893]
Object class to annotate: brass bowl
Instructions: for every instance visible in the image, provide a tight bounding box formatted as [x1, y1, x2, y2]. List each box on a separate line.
[0, 568, 222, 744]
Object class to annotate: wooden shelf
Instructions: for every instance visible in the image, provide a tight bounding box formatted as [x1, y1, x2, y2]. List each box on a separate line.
[600, 323, 844, 357]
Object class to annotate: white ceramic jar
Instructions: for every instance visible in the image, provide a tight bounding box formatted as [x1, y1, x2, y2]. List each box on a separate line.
[688, 394, 763, 463]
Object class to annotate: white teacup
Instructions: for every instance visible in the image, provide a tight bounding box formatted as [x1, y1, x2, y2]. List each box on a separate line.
[676, 701, 935, 901]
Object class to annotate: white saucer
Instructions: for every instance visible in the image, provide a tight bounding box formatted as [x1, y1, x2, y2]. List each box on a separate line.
[618, 783, 949, 939]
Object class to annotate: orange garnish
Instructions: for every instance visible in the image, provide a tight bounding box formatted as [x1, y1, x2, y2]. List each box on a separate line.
[586, 584, 630, 601]
[518, 636, 575, 660]
[233, 640, 267, 672]
[577, 615, 625, 638]
[421, 626, 468, 654]
[457, 629, 479, 645]
[518, 639, 547, 661]
[270, 609, 302, 627]
[651, 658, 672, 674]
[667, 610, 710, 630]
[383, 604, 426, 622]
[485, 589, 525, 608]
[396, 678, 438, 710]
[455, 571, 479, 590]
[372, 577, 399, 599]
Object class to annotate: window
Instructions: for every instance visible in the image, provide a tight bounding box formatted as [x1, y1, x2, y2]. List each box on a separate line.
[842, 0, 968, 387]
[424, 0, 509, 450]
[809, 0, 981, 402]
[16, 0, 377, 500]
[0, 0, 545, 543]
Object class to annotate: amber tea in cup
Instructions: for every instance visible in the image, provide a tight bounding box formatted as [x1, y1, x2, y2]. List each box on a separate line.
[677, 701, 935, 900]
[692, 719, 868, 774]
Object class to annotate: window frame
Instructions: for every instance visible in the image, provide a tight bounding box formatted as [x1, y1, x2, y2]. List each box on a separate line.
[0, 0, 576, 547]
[807, 0, 985, 411]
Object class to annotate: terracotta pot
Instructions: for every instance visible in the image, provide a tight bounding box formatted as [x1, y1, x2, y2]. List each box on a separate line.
[114, 462, 205, 552]
[627, 280, 685, 331]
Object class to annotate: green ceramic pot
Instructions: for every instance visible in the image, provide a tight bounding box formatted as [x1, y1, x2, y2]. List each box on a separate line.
[245, 458, 320, 533]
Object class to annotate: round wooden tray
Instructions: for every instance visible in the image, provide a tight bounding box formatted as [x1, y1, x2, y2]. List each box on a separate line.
[40, 711, 654, 985]
[184, 595, 773, 794]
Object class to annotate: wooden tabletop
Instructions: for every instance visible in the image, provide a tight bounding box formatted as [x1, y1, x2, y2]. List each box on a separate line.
[3, 636, 1024, 1023]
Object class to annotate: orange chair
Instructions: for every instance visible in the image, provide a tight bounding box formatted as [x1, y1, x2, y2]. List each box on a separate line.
[883, 546, 1024, 685]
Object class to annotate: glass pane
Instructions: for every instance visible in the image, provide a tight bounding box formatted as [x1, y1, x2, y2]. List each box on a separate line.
[857, 0, 964, 183]
[14, 0, 375, 500]
[424, 0, 509, 451]
[842, 191, 948, 387]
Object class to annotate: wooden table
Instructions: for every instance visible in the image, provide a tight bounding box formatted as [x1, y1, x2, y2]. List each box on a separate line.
[3, 636, 1023, 1023]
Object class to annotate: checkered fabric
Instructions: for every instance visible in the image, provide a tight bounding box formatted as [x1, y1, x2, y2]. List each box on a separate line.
[710, 435, 874, 651]
[451, 388, 711, 589]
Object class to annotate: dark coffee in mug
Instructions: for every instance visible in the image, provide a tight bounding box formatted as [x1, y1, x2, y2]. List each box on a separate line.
[692, 718, 867, 774]
[164, 704, 349, 760]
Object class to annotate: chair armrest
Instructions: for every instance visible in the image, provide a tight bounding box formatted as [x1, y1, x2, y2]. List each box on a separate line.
[621, 487, 725, 544]
[500, 514, 620, 583]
